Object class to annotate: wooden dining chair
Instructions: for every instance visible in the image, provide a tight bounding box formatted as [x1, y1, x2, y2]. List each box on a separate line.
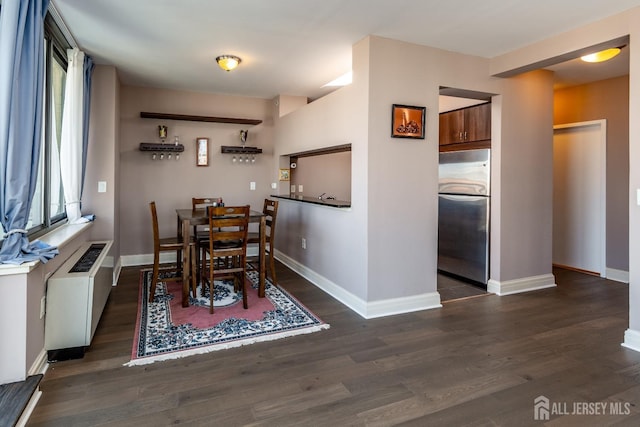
[149, 201, 197, 303]
[202, 205, 250, 314]
[192, 197, 221, 283]
[247, 199, 279, 286]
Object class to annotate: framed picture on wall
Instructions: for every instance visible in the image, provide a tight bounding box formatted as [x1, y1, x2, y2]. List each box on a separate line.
[279, 168, 290, 181]
[196, 137, 209, 166]
[391, 104, 426, 139]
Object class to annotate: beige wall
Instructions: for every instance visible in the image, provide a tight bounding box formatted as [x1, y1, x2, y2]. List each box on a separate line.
[274, 38, 370, 302]
[491, 5, 640, 346]
[118, 86, 275, 258]
[291, 151, 351, 201]
[273, 35, 556, 309]
[554, 76, 630, 272]
[84, 65, 120, 265]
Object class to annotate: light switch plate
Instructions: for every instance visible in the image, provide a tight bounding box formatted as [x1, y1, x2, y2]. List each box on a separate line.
[298, 184, 303, 192]
[271, 182, 277, 189]
[250, 181, 256, 191]
[98, 181, 107, 193]
[637, 188, 640, 206]
[291, 184, 296, 193]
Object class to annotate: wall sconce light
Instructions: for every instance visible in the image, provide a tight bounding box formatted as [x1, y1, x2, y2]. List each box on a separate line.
[216, 55, 241, 72]
[581, 47, 623, 63]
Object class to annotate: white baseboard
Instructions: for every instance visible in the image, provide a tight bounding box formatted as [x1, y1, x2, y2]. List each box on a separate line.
[364, 292, 442, 319]
[274, 250, 441, 319]
[622, 329, 640, 353]
[16, 388, 42, 427]
[487, 273, 556, 296]
[606, 268, 629, 284]
[113, 257, 122, 286]
[28, 349, 48, 377]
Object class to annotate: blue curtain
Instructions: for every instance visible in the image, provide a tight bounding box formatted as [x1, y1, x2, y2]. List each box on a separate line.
[80, 54, 94, 199]
[0, 0, 58, 264]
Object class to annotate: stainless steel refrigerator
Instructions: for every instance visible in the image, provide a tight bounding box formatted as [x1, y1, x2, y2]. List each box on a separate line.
[438, 148, 490, 286]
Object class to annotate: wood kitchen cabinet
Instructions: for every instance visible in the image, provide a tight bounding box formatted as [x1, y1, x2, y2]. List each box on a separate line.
[439, 102, 491, 149]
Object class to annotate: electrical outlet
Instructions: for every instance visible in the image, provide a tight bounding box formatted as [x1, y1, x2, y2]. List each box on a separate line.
[301, 238, 306, 249]
[250, 181, 256, 191]
[40, 296, 46, 319]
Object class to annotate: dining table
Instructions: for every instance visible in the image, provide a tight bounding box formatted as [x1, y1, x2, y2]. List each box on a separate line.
[176, 207, 266, 307]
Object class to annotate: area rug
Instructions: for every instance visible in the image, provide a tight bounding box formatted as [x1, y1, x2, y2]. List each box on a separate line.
[125, 268, 329, 366]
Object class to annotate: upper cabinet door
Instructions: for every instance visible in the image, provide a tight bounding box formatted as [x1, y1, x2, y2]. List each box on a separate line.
[439, 109, 464, 146]
[439, 103, 491, 150]
[465, 102, 491, 142]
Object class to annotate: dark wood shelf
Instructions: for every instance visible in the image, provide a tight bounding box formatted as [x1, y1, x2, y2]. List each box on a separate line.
[139, 142, 185, 152]
[140, 112, 262, 126]
[221, 145, 262, 154]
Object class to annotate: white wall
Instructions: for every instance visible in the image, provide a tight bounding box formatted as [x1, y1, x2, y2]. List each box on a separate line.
[627, 10, 640, 343]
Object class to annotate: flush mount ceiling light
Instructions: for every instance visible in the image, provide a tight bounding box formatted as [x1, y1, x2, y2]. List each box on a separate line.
[580, 47, 622, 63]
[216, 55, 241, 71]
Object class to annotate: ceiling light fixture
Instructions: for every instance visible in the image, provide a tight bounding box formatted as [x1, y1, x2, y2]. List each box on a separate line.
[580, 47, 622, 63]
[216, 55, 241, 72]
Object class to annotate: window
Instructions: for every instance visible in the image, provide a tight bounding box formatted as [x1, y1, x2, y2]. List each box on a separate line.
[25, 13, 71, 237]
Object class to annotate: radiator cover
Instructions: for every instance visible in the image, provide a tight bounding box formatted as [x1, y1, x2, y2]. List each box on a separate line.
[44, 240, 113, 355]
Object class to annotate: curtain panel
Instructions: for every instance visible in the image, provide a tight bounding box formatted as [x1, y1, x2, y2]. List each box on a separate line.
[0, 0, 58, 264]
[60, 47, 88, 224]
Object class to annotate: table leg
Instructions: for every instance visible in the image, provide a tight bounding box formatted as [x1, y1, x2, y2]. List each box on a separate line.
[181, 218, 190, 307]
[259, 215, 266, 298]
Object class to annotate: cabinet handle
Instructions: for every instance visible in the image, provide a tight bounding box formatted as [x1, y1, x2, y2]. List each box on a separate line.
[464, 131, 468, 140]
[459, 132, 463, 141]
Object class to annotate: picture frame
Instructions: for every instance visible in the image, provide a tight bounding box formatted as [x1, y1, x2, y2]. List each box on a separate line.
[391, 104, 426, 139]
[196, 137, 209, 166]
[279, 168, 290, 181]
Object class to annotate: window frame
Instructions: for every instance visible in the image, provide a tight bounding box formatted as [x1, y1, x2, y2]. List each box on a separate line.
[27, 12, 72, 240]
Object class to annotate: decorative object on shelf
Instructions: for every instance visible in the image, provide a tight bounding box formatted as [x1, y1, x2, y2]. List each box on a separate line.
[139, 125, 183, 160]
[240, 129, 248, 143]
[216, 55, 241, 72]
[391, 104, 426, 139]
[279, 169, 290, 181]
[158, 125, 168, 141]
[196, 137, 209, 166]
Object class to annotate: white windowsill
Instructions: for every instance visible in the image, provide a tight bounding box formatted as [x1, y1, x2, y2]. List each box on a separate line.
[0, 222, 93, 276]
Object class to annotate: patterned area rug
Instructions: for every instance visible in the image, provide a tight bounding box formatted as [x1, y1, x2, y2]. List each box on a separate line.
[125, 268, 329, 366]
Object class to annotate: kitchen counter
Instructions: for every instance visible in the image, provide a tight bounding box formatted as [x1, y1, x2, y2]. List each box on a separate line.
[271, 194, 351, 208]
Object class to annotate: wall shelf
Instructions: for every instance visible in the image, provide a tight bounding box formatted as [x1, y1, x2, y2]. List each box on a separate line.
[140, 111, 262, 126]
[221, 145, 262, 154]
[139, 142, 185, 152]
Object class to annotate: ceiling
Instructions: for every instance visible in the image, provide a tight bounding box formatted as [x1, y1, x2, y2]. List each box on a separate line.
[51, 0, 638, 101]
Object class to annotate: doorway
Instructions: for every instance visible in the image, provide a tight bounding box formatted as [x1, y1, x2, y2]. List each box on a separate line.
[552, 120, 606, 276]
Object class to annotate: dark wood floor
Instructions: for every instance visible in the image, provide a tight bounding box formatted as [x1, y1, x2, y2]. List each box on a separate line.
[29, 264, 640, 426]
[437, 272, 488, 302]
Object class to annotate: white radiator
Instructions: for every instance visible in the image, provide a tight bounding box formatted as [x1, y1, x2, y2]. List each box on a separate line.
[44, 240, 113, 356]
